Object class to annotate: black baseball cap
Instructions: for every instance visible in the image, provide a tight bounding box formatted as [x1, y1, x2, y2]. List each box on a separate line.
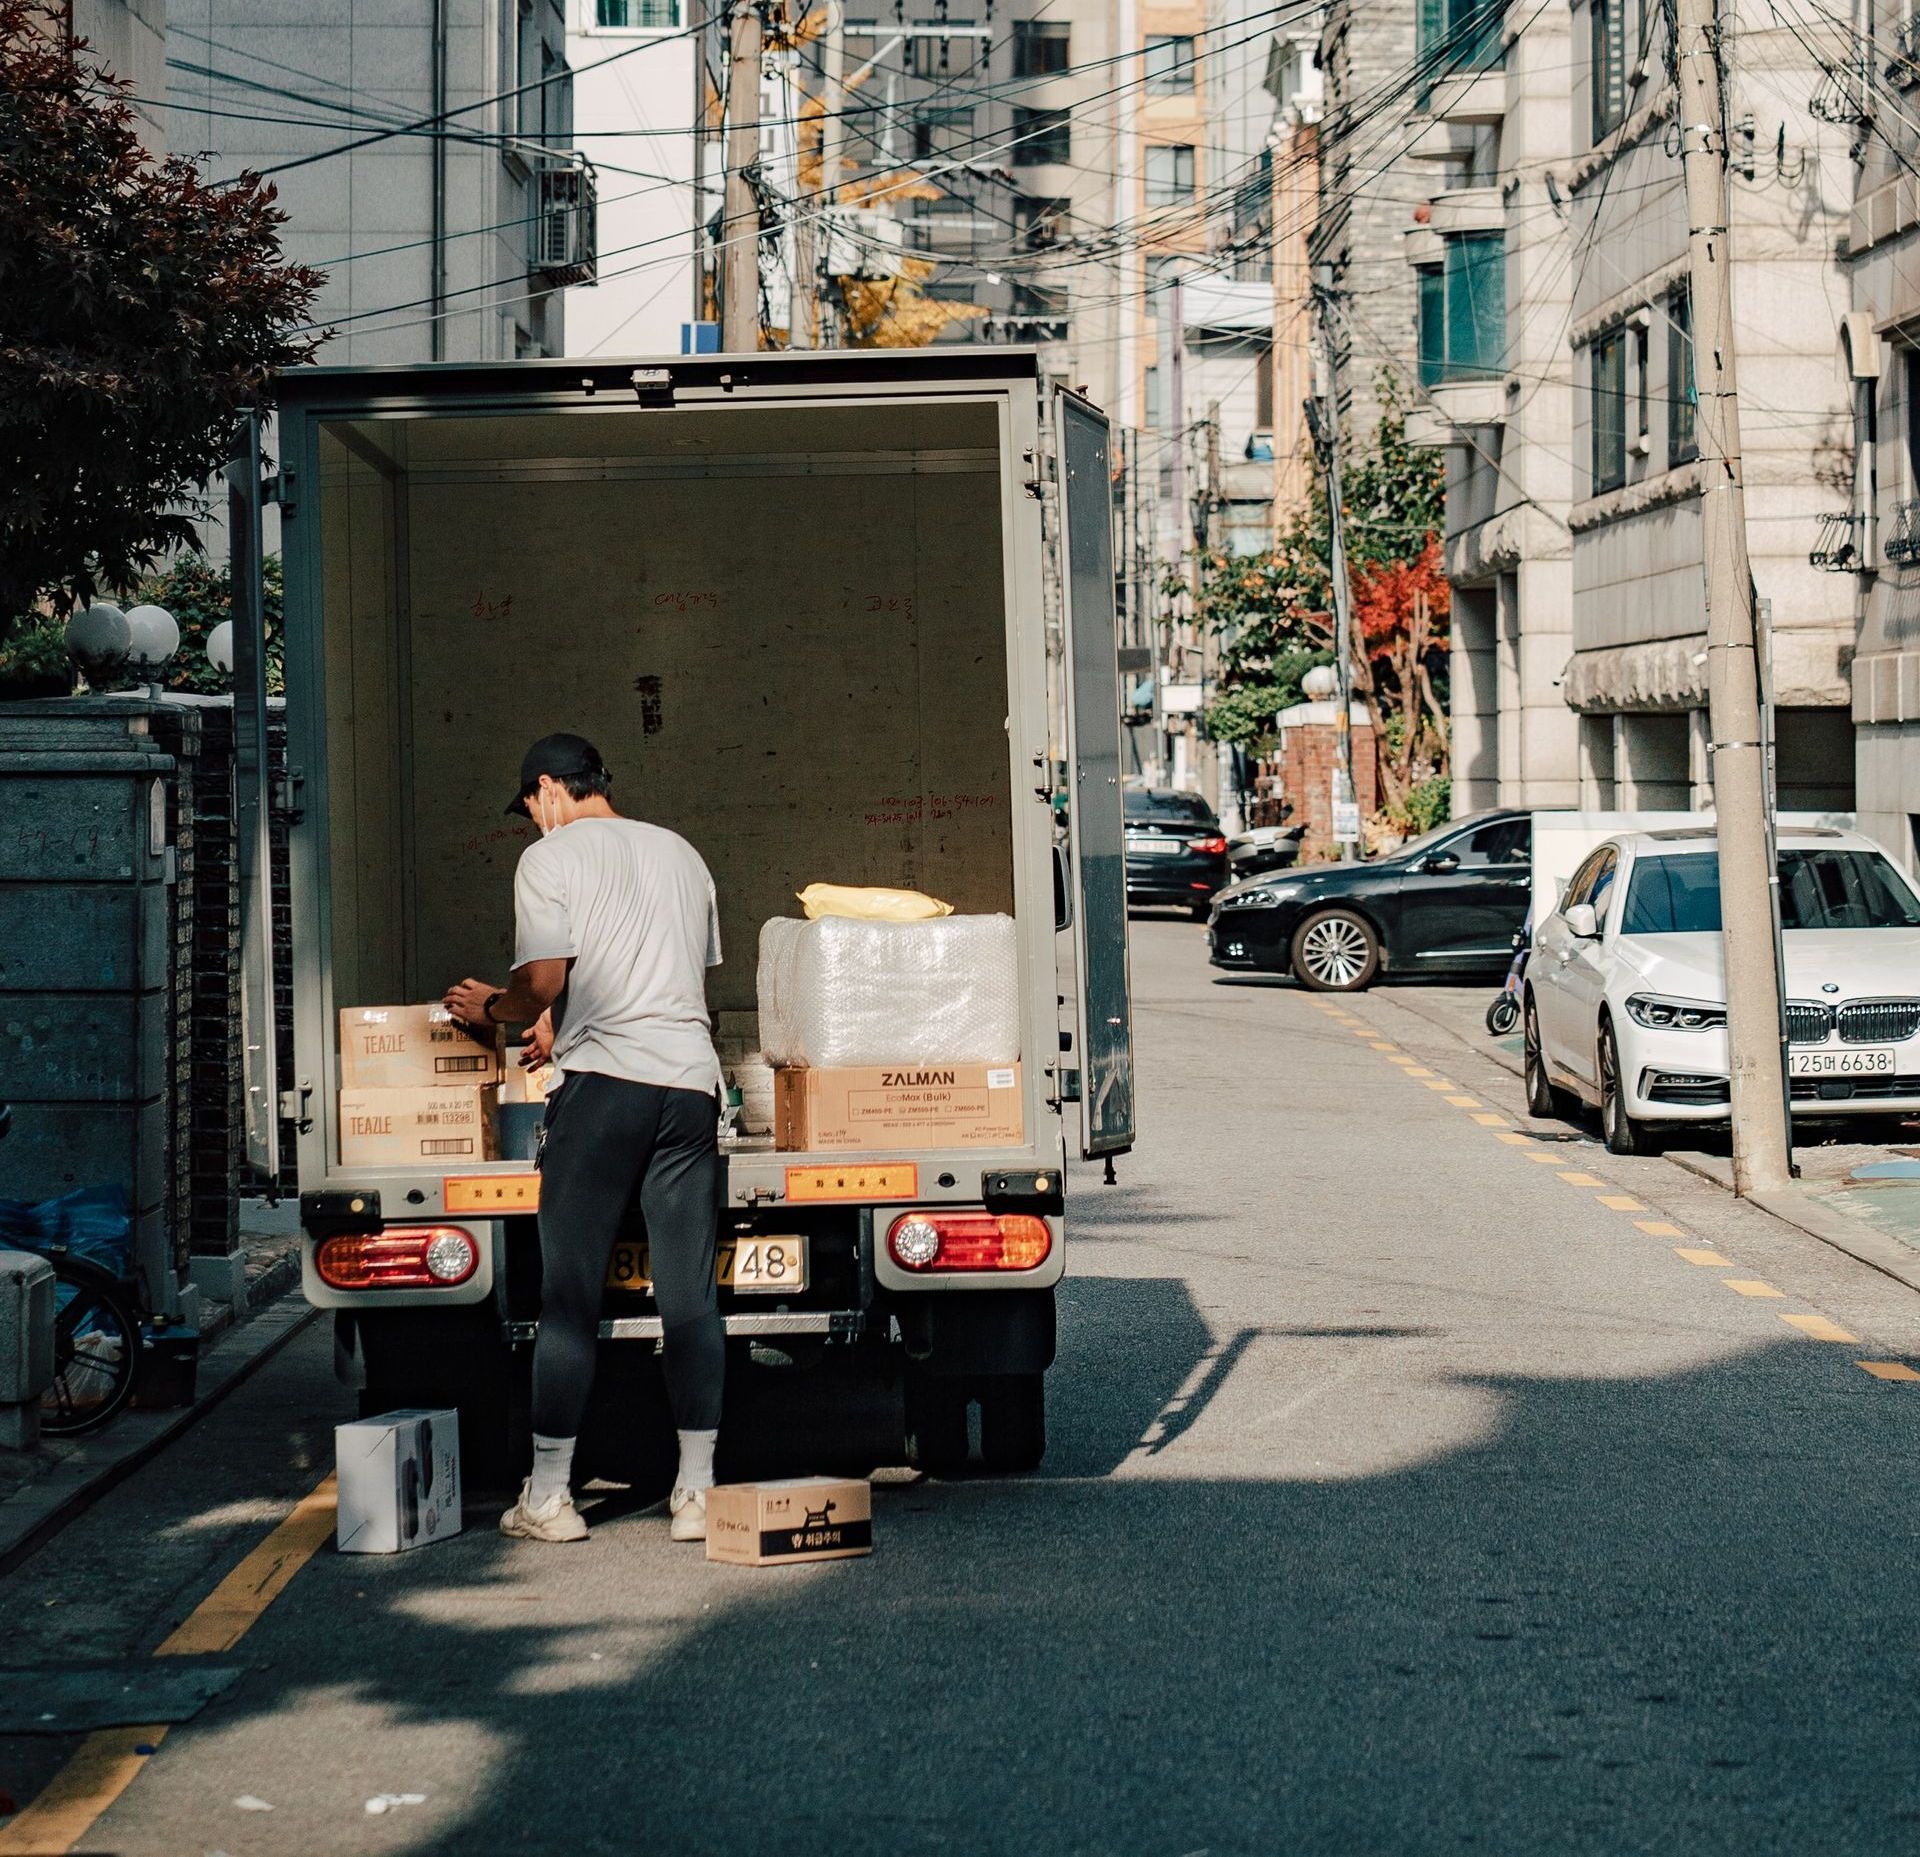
[506, 733, 608, 817]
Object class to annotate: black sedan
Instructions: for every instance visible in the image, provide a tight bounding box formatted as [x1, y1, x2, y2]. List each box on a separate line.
[1208, 808, 1533, 990]
[1125, 787, 1230, 919]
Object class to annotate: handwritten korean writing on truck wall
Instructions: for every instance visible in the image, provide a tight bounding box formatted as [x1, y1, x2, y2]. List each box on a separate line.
[861, 793, 998, 827]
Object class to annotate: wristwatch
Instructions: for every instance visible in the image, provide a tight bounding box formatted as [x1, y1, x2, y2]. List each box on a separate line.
[482, 990, 506, 1024]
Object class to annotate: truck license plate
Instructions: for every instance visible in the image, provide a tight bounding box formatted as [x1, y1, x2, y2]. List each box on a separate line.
[607, 1235, 808, 1293]
[1789, 1047, 1895, 1077]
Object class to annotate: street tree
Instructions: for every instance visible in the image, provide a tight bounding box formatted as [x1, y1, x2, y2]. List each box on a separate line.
[0, 2, 324, 637]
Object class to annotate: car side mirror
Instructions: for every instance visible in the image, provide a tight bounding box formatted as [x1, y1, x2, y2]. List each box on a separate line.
[1564, 902, 1599, 939]
[1419, 852, 1461, 875]
[1053, 843, 1073, 931]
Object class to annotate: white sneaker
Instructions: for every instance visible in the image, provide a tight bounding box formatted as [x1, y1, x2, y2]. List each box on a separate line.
[668, 1486, 708, 1542]
[500, 1478, 589, 1543]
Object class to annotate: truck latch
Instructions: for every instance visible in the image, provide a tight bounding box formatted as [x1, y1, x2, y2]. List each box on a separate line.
[737, 1185, 785, 1206]
[279, 1078, 314, 1131]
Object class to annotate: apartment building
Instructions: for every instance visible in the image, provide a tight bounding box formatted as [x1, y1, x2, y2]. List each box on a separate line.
[1402, 0, 1579, 810]
[1562, 0, 1853, 812]
[76, 0, 168, 147]
[167, 0, 590, 363]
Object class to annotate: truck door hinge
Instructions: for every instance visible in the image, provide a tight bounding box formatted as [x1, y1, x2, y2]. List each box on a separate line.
[279, 1079, 314, 1130]
[273, 767, 307, 826]
[263, 468, 297, 516]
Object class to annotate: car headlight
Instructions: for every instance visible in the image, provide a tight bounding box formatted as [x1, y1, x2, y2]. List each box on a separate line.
[1219, 885, 1293, 911]
[1625, 993, 1727, 1032]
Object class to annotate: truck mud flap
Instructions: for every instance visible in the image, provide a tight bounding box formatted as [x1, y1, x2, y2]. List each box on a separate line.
[896, 1287, 1055, 1378]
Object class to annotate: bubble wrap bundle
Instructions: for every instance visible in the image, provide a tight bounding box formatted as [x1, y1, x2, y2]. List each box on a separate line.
[757, 914, 1020, 1069]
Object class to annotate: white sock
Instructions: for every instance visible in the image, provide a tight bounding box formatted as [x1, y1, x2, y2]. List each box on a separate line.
[675, 1428, 717, 1493]
[529, 1433, 576, 1509]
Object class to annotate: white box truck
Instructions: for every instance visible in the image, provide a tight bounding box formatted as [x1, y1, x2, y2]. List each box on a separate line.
[226, 349, 1134, 1479]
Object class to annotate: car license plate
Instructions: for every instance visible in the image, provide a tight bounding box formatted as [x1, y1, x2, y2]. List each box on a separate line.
[606, 1235, 808, 1293]
[1788, 1047, 1896, 1078]
[1126, 837, 1181, 856]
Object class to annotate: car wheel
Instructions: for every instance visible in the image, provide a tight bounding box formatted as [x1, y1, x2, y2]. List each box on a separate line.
[1599, 1019, 1652, 1156]
[1290, 909, 1380, 991]
[1524, 994, 1578, 1121]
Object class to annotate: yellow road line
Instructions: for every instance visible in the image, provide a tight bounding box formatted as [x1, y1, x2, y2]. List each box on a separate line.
[1369, 1041, 1396, 1051]
[1493, 1130, 1533, 1145]
[1404, 1067, 1436, 1078]
[0, 1475, 337, 1856]
[1471, 1112, 1510, 1127]
[1423, 1079, 1458, 1090]
[1726, 1279, 1786, 1299]
[1676, 1247, 1734, 1267]
[1597, 1194, 1646, 1212]
[1525, 1151, 1567, 1163]
[1446, 1094, 1481, 1107]
[1636, 1220, 1687, 1237]
[1387, 1055, 1418, 1067]
[1780, 1313, 1859, 1344]
[1556, 1171, 1603, 1186]
[1858, 1361, 1920, 1381]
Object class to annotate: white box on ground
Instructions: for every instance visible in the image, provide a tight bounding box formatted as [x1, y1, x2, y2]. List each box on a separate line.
[335, 1408, 462, 1554]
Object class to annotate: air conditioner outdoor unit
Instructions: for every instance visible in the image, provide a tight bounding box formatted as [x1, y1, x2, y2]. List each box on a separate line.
[532, 160, 598, 284]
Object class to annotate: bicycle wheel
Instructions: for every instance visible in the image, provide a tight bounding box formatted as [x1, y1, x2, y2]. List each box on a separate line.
[41, 1258, 139, 1436]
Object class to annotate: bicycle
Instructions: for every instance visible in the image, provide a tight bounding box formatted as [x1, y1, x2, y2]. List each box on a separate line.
[0, 1100, 142, 1436]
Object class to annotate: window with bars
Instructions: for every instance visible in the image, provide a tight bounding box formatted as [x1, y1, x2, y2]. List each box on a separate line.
[1013, 107, 1071, 165]
[1668, 285, 1697, 465]
[1592, 327, 1628, 492]
[595, 0, 679, 25]
[1591, 0, 1626, 140]
[912, 20, 981, 77]
[1144, 143, 1196, 206]
[1013, 20, 1070, 76]
[1145, 35, 1197, 93]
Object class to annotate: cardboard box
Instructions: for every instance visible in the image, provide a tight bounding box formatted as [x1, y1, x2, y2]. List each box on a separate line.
[338, 1085, 499, 1167]
[339, 1004, 502, 1089]
[705, 1476, 872, 1566]
[499, 1059, 557, 1104]
[774, 1063, 1021, 1152]
[336, 1408, 462, 1554]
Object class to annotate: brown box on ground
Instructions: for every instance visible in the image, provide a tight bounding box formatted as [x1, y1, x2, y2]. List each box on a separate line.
[774, 1063, 1021, 1152]
[339, 1005, 502, 1089]
[338, 1086, 500, 1167]
[705, 1477, 872, 1566]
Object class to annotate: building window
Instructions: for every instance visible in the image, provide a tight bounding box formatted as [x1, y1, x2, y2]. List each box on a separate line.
[1417, 233, 1504, 386]
[1145, 35, 1197, 94]
[1145, 364, 1164, 428]
[595, 0, 679, 26]
[912, 20, 981, 77]
[1016, 195, 1072, 250]
[1591, 0, 1626, 141]
[908, 197, 980, 255]
[1146, 254, 1183, 319]
[911, 107, 974, 159]
[1668, 285, 1697, 465]
[1593, 327, 1627, 493]
[1012, 107, 1071, 165]
[1145, 143, 1196, 206]
[1417, 0, 1503, 99]
[1013, 20, 1069, 76]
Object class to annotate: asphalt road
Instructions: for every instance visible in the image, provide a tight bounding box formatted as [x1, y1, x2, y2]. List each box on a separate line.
[8, 918, 1920, 1854]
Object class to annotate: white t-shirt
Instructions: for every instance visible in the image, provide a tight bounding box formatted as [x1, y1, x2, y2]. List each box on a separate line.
[511, 816, 723, 1095]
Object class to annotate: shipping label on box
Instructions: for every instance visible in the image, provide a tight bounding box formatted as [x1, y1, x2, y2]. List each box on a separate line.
[774, 1063, 1022, 1152]
[705, 1476, 872, 1566]
[339, 1085, 499, 1167]
[340, 1004, 502, 1089]
[336, 1408, 462, 1554]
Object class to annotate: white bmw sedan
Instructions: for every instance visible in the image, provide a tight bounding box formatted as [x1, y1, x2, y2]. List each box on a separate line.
[1524, 826, 1920, 1154]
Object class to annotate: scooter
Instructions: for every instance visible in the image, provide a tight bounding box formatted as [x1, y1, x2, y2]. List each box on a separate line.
[1485, 905, 1533, 1036]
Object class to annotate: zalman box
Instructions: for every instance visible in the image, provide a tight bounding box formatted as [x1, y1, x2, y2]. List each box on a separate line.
[774, 1063, 1021, 1151]
[338, 1085, 499, 1167]
[335, 1408, 462, 1554]
[339, 1004, 502, 1089]
[705, 1476, 872, 1567]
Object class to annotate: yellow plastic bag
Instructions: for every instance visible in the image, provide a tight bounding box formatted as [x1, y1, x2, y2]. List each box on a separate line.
[797, 883, 955, 922]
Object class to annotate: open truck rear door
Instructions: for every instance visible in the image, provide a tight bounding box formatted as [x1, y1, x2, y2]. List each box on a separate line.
[228, 414, 281, 1192]
[1054, 389, 1135, 1161]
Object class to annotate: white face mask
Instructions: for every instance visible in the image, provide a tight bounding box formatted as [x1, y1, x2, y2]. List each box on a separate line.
[537, 787, 560, 837]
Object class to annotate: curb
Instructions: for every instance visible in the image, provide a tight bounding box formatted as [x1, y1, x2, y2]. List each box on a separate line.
[1746, 1186, 1920, 1299]
[0, 1294, 318, 1579]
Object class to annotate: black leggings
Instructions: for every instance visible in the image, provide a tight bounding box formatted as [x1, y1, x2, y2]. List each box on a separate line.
[532, 1071, 723, 1437]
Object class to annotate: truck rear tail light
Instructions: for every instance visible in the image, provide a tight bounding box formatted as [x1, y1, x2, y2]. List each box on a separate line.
[886, 1212, 1052, 1273]
[315, 1225, 479, 1290]
[1187, 836, 1228, 854]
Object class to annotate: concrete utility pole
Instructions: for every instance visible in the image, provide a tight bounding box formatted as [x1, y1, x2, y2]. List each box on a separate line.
[721, 0, 763, 353]
[1675, 0, 1793, 1193]
[1310, 266, 1359, 861]
[692, 0, 708, 324]
[1169, 275, 1191, 791]
[816, 2, 845, 346]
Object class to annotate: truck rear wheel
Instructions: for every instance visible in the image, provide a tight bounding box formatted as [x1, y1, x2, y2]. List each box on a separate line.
[904, 1368, 970, 1475]
[977, 1373, 1045, 1474]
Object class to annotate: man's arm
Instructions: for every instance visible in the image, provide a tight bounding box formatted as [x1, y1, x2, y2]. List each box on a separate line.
[444, 959, 569, 1029]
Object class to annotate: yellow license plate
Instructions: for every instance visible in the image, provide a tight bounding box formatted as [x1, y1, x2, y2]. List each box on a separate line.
[607, 1234, 808, 1294]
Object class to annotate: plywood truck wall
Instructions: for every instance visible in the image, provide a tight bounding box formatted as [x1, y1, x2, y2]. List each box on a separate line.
[316, 400, 1015, 1014]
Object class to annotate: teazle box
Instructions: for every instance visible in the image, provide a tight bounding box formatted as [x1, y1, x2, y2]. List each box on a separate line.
[706, 1476, 872, 1566]
[336, 1408, 462, 1554]
[339, 1004, 502, 1089]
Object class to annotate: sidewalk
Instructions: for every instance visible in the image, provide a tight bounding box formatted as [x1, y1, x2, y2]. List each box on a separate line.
[1392, 981, 1920, 1297]
[0, 1210, 312, 1574]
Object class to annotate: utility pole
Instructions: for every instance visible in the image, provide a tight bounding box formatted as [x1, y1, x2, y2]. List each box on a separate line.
[817, 2, 845, 346]
[721, 0, 763, 353]
[789, 51, 816, 349]
[1310, 265, 1359, 861]
[1205, 402, 1239, 834]
[691, 0, 706, 324]
[1675, 0, 1793, 1194]
[1169, 275, 1194, 793]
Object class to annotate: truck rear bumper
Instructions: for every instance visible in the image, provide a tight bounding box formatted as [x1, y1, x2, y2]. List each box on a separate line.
[597, 1309, 865, 1343]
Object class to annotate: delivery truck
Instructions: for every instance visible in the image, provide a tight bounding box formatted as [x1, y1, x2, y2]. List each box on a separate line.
[227, 348, 1134, 1480]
